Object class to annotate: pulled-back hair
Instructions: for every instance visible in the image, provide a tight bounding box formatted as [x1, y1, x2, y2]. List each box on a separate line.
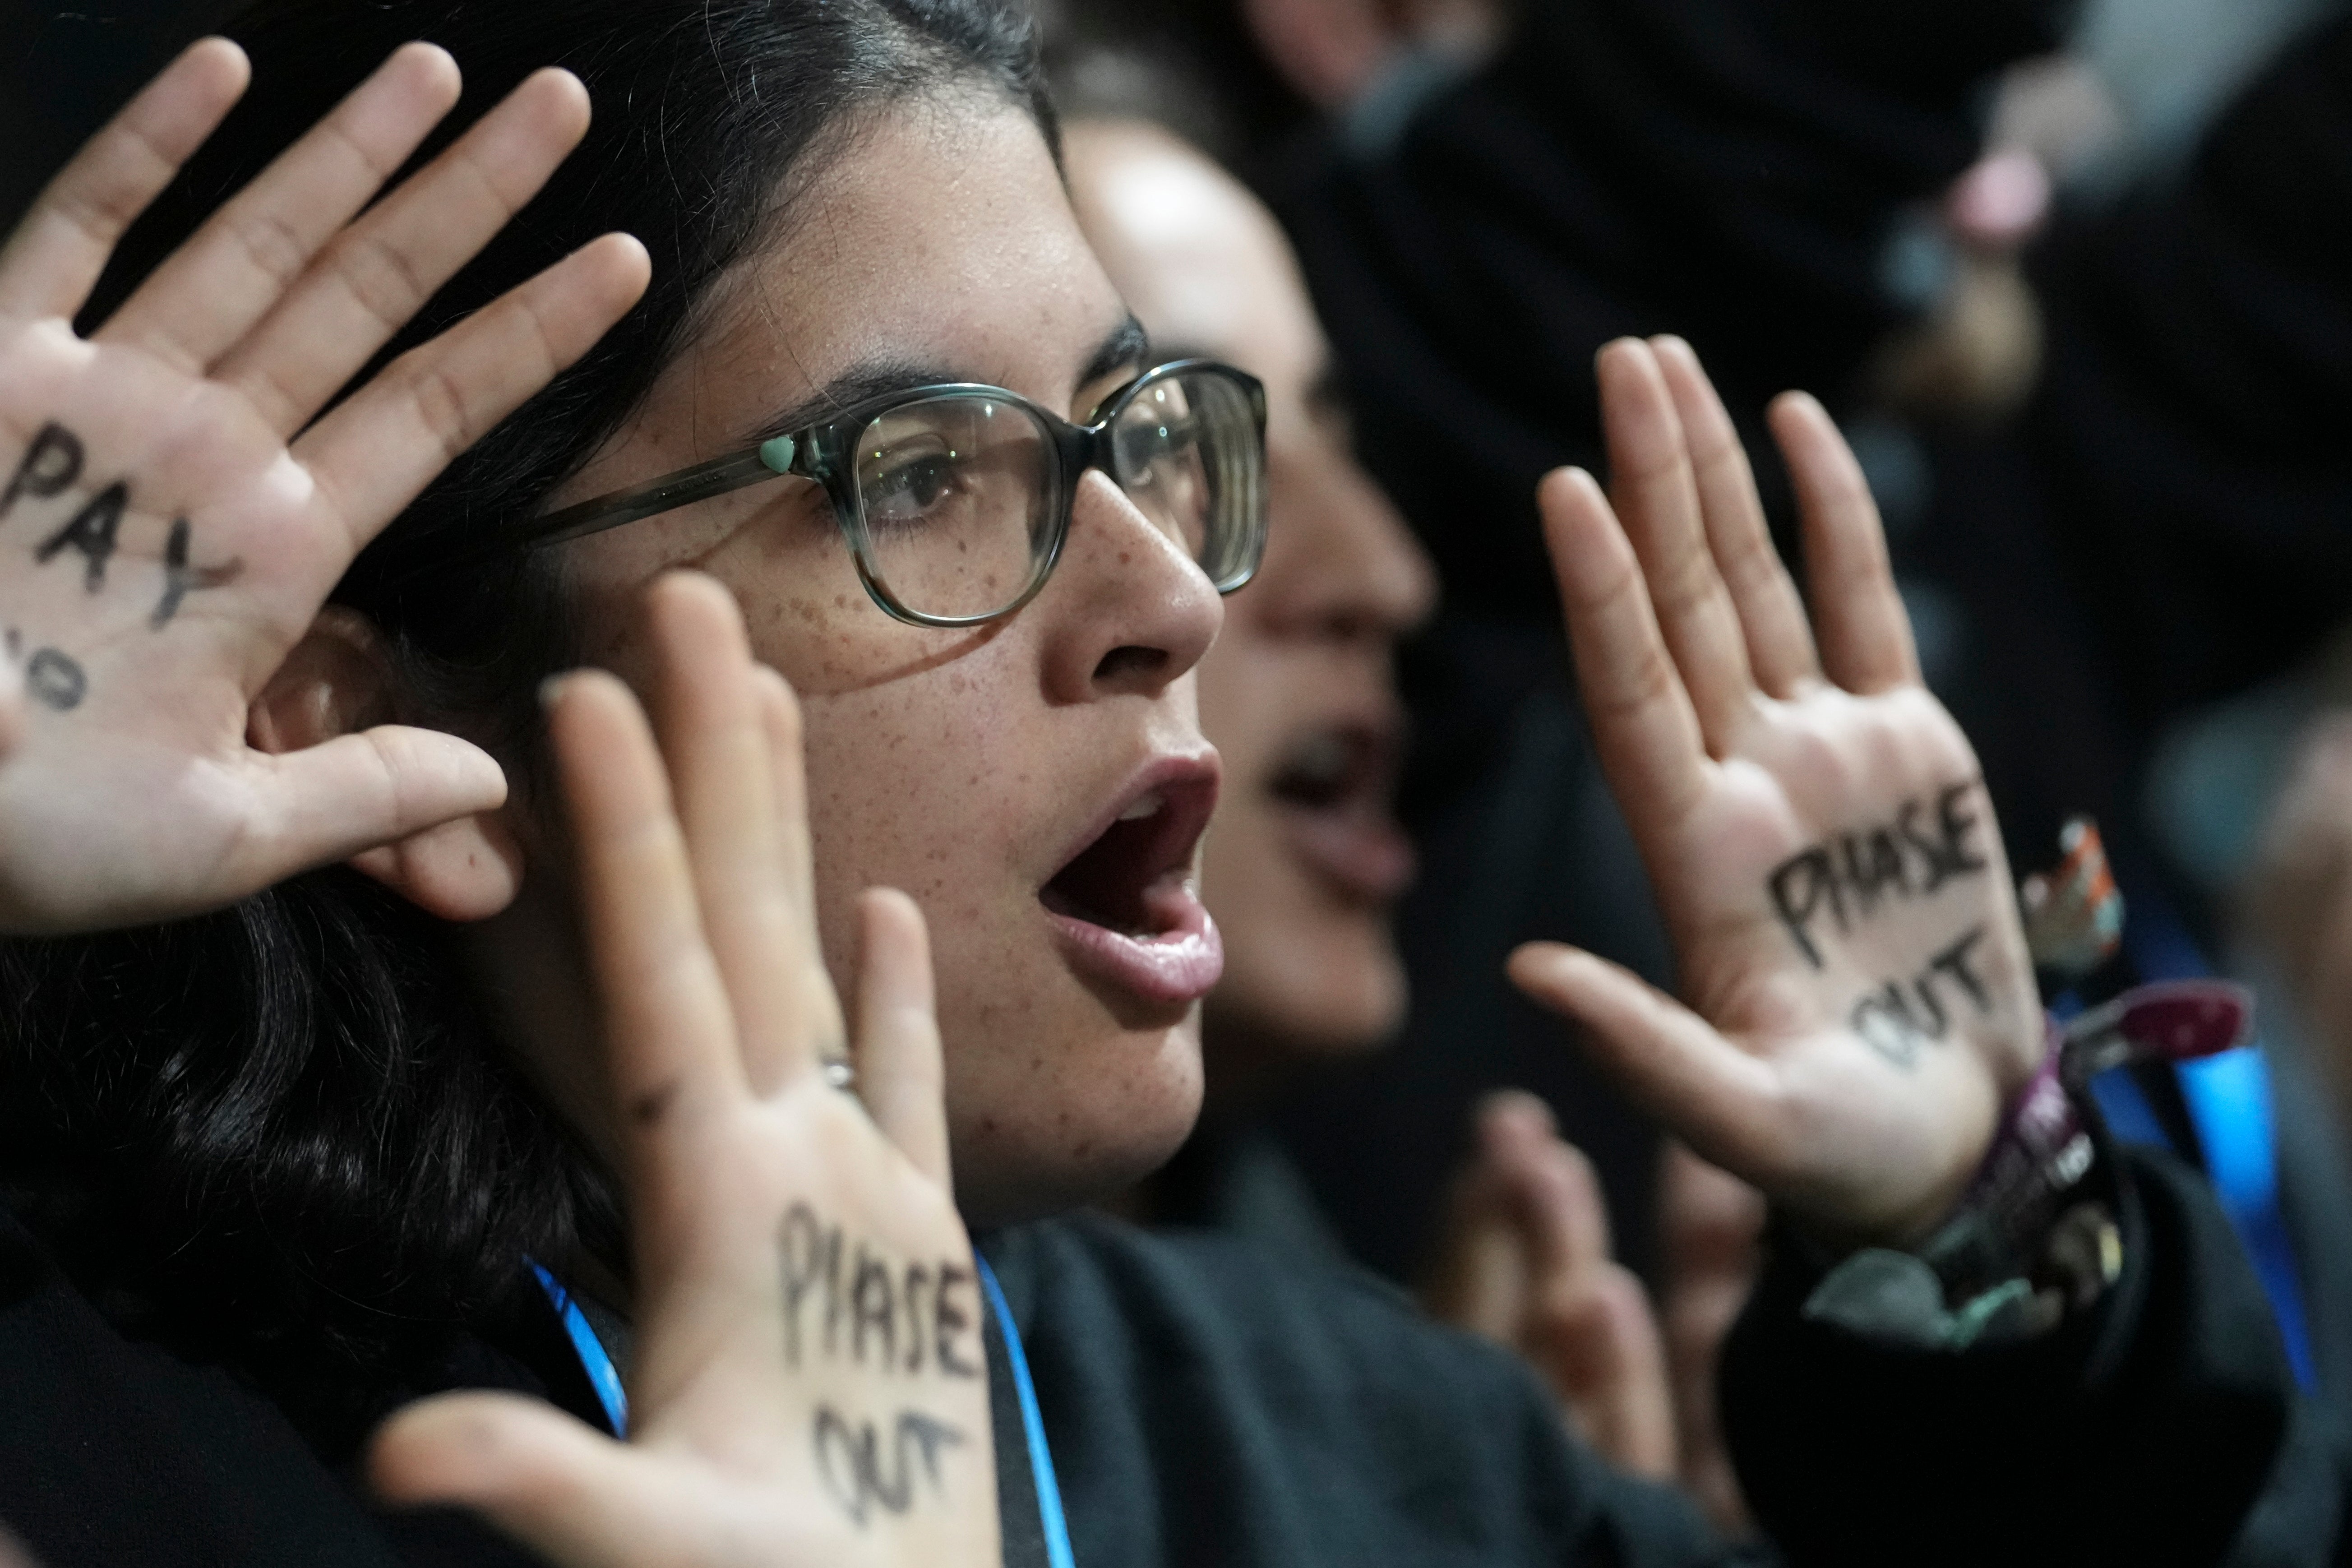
[0, 0, 1051, 1456]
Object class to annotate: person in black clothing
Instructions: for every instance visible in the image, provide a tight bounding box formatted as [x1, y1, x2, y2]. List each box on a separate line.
[0, 5, 2324, 1567]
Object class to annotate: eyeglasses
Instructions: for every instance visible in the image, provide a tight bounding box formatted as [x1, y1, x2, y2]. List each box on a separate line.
[502, 358, 1270, 627]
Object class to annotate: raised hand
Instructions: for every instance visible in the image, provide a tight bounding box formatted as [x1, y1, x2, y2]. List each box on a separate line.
[1423, 1092, 1677, 1479]
[370, 575, 1000, 1568]
[1510, 337, 2044, 1248]
[0, 38, 648, 933]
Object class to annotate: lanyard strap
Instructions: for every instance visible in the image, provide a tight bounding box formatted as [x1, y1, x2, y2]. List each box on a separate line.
[978, 1253, 1077, 1568]
[530, 1260, 630, 1438]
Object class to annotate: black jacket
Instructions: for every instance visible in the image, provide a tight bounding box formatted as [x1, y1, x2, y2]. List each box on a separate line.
[0, 1142, 2322, 1568]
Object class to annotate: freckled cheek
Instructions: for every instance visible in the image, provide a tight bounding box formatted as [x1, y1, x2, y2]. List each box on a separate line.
[795, 689, 1042, 971]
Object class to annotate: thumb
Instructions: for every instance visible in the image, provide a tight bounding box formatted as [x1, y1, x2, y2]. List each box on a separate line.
[1506, 942, 1786, 1181]
[371, 1392, 652, 1568]
[236, 725, 508, 895]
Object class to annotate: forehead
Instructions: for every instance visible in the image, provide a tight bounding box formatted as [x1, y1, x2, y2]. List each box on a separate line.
[706, 99, 1130, 418]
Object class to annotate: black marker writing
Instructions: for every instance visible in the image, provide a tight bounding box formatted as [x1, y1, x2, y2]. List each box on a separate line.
[152, 518, 243, 628]
[37, 481, 127, 591]
[813, 1406, 966, 1527]
[25, 648, 85, 712]
[933, 1262, 980, 1378]
[779, 1203, 982, 1378]
[901, 1263, 930, 1374]
[1848, 924, 1993, 1068]
[1767, 782, 1987, 967]
[0, 425, 83, 521]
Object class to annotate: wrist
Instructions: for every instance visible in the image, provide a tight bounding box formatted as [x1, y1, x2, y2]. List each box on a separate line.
[1795, 981, 2252, 1351]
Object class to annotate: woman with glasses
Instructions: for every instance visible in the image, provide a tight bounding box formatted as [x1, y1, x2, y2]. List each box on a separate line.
[0, 4, 2303, 1567]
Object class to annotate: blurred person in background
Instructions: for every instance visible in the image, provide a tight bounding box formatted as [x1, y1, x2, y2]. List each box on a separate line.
[1043, 0, 2094, 1300]
[1061, 113, 1433, 1255]
[1065, 111, 1730, 1498]
[1041, 0, 2352, 1381]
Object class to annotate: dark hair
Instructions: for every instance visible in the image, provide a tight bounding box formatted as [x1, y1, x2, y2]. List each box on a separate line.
[0, 0, 1051, 1457]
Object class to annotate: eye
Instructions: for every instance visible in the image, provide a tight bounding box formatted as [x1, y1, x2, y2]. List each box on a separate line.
[863, 438, 967, 525]
[1114, 410, 1205, 482]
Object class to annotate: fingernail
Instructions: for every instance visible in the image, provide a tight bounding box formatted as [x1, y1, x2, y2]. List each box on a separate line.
[537, 673, 571, 710]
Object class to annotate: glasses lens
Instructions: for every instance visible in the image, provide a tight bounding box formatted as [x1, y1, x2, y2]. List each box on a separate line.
[1108, 368, 1266, 592]
[851, 395, 1058, 620]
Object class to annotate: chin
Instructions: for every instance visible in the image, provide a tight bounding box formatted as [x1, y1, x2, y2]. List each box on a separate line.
[943, 1008, 1205, 1227]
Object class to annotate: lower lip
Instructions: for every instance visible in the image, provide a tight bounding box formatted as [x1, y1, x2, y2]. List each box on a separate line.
[1046, 883, 1225, 1006]
[1281, 803, 1417, 902]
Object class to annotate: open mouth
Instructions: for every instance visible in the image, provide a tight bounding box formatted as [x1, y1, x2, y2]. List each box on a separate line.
[1041, 764, 1225, 1005]
[1043, 772, 1218, 935]
[1269, 725, 1394, 813]
[1265, 722, 1415, 902]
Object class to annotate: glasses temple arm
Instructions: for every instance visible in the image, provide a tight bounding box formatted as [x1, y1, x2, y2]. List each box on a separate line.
[513, 443, 798, 551]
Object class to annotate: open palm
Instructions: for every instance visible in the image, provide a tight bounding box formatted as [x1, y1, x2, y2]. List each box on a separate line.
[373, 577, 1000, 1568]
[0, 38, 646, 932]
[1513, 339, 2043, 1246]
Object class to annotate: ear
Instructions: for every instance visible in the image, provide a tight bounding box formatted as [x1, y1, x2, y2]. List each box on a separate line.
[249, 609, 526, 922]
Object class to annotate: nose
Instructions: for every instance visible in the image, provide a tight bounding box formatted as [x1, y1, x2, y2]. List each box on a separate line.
[1261, 443, 1437, 642]
[1035, 468, 1224, 703]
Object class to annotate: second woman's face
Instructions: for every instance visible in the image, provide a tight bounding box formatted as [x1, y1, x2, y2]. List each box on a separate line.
[549, 102, 1226, 1224]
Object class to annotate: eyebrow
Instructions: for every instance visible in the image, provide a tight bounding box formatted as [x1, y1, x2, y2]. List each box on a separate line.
[1081, 314, 1152, 389]
[749, 314, 1152, 444]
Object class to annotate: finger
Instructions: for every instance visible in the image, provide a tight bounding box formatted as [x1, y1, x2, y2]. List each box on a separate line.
[371, 1393, 653, 1568]
[1528, 1267, 1679, 1479]
[1596, 339, 1757, 752]
[215, 68, 593, 438]
[643, 574, 815, 1096]
[1649, 337, 1820, 696]
[0, 37, 251, 322]
[227, 723, 505, 896]
[1421, 1113, 1531, 1340]
[1507, 943, 1786, 1179]
[1659, 1140, 1766, 1290]
[753, 662, 844, 1072]
[753, 665, 822, 933]
[1537, 466, 1710, 835]
[1769, 392, 1920, 694]
[97, 43, 462, 370]
[853, 888, 953, 1188]
[547, 670, 747, 1184]
[296, 231, 649, 552]
[1502, 1125, 1612, 1284]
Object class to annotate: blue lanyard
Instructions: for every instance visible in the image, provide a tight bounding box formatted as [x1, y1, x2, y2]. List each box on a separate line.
[2078, 899, 2317, 1391]
[530, 1253, 1076, 1568]
[530, 1260, 629, 1438]
[977, 1254, 1077, 1568]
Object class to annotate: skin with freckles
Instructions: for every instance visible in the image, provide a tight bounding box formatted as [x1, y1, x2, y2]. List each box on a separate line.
[1065, 121, 1437, 1102]
[461, 101, 1229, 1226]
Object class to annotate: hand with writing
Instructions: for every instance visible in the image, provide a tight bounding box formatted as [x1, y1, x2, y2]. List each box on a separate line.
[371, 574, 1000, 1568]
[1423, 1092, 1678, 1479]
[0, 38, 648, 933]
[1511, 338, 2043, 1249]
